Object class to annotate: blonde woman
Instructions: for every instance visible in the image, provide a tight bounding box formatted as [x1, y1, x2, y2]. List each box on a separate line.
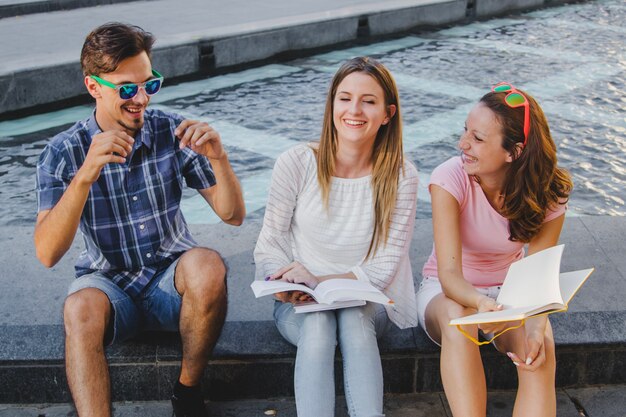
[254, 57, 418, 417]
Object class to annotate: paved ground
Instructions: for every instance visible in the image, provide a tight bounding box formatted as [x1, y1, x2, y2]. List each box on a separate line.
[3, 215, 626, 326]
[0, 0, 466, 113]
[1, 0, 559, 114]
[0, 0, 458, 73]
[2, 386, 626, 416]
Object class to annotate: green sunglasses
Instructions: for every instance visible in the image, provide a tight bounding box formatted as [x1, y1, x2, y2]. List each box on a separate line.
[491, 82, 530, 147]
[90, 69, 164, 100]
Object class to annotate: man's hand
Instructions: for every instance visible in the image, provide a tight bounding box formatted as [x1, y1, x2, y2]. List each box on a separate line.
[76, 130, 134, 185]
[270, 262, 320, 290]
[175, 119, 226, 160]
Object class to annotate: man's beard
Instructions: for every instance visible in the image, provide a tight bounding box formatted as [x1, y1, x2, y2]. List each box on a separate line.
[119, 117, 143, 134]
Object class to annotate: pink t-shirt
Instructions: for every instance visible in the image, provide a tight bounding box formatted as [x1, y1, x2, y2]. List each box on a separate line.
[421, 157, 566, 287]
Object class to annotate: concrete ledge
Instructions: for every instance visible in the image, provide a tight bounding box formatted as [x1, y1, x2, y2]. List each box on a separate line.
[363, 0, 466, 37]
[209, 18, 360, 69]
[0, 311, 625, 403]
[151, 44, 201, 79]
[0, 0, 149, 19]
[1, 215, 625, 403]
[0, 63, 83, 115]
[474, 0, 543, 17]
[0, 0, 573, 116]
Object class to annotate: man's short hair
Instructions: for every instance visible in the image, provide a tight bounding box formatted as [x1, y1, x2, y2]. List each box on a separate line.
[80, 22, 155, 76]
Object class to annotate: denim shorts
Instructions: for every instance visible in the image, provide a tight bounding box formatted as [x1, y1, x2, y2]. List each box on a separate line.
[416, 276, 501, 347]
[67, 258, 182, 345]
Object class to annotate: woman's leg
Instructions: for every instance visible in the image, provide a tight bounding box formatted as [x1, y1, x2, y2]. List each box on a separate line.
[495, 319, 556, 417]
[337, 303, 389, 417]
[424, 294, 487, 417]
[274, 301, 338, 417]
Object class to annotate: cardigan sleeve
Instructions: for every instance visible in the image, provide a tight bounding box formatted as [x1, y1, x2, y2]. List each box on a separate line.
[253, 145, 310, 280]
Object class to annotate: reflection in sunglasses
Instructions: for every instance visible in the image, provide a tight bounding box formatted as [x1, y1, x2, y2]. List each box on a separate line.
[90, 69, 164, 100]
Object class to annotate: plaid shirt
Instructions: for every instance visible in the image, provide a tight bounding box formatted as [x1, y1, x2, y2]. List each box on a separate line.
[36, 109, 216, 298]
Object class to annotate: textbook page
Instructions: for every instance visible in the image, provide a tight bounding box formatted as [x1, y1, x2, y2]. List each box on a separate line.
[294, 299, 366, 313]
[496, 244, 564, 309]
[559, 269, 595, 304]
[449, 304, 551, 325]
[251, 279, 392, 305]
[251, 280, 316, 298]
[313, 279, 391, 304]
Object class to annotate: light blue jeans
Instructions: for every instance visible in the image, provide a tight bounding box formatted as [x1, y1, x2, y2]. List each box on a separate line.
[274, 301, 391, 417]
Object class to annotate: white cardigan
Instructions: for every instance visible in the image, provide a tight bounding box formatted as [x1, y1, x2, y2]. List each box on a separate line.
[254, 144, 419, 329]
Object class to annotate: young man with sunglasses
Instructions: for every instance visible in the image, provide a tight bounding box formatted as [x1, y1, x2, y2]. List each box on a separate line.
[35, 22, 245, 417]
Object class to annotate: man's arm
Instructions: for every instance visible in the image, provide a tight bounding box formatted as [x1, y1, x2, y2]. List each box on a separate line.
[197, 155, 245, 225]
[35, 131, 134, 267]
[176, 119, 245, 225]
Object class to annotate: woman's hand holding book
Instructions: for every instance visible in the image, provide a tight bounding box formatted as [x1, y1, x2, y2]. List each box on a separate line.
[269, 262, 320, 290]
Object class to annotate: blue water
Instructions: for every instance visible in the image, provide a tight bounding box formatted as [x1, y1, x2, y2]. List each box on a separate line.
[0, 0, 624, 225]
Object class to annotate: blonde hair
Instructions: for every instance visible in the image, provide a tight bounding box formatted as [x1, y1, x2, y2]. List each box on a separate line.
[315, 57, 404, 258]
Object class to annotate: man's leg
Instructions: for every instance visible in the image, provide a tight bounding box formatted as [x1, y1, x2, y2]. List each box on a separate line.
[64, 288, 112, 417]
[174, 247, 227, 386]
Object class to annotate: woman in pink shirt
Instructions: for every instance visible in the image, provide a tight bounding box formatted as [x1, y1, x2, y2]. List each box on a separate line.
[417, 83, 572, 417]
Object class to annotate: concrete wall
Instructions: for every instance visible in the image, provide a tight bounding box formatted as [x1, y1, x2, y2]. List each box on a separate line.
[0, 63, 84, 116]
[0, 0, 575, 116]
[211, 18, 360, 69]
[0, 0, 152, 19]
[474, 0, 544, 17]
[367, 1, 467, 36]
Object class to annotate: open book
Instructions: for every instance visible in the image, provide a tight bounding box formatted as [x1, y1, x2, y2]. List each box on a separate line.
[251, 279, 393, 313]
[449, 245, 594, 326]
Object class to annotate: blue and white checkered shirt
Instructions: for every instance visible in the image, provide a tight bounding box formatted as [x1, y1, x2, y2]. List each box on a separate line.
[36, 109, 216, 298]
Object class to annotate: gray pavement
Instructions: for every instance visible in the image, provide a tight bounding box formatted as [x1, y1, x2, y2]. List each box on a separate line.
[2, 216, 625, 326]
[2, 386, 626, 416]
[1, 0, 564, 114]
[0, 0, 146, 19]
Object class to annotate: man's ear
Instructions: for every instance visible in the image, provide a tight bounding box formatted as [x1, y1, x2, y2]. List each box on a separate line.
[85, 76, 101, 99]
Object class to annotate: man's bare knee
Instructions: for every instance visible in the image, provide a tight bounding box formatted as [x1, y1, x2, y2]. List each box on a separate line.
[177, 248, 227, 299]
[63, 288, 111, 340]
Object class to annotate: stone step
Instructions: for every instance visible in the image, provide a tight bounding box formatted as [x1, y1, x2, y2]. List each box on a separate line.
[2, 216, 626, 403]
[0, 0, 145, 19]
[4, 385, 626, 417]
[0, 0, 574, 116]
[1, 311, 625, 404]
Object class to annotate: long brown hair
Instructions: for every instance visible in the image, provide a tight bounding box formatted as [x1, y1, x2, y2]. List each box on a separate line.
[480, 89, 572, 242]
[315, 56, 403, 258]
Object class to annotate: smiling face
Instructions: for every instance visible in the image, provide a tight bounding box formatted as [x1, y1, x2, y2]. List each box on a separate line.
[459, 102, 514, 182]
[85, 51, 153, 136]
[332, 71, 394, 148]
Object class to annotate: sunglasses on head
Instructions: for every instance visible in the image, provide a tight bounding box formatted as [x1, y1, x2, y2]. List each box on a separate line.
[90, 69, 164, 100]
[491, 82, 530, 147]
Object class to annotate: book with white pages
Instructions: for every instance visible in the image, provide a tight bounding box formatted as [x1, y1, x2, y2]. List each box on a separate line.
[251, 278, 393, 313]
[449, 245, 594, 326]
